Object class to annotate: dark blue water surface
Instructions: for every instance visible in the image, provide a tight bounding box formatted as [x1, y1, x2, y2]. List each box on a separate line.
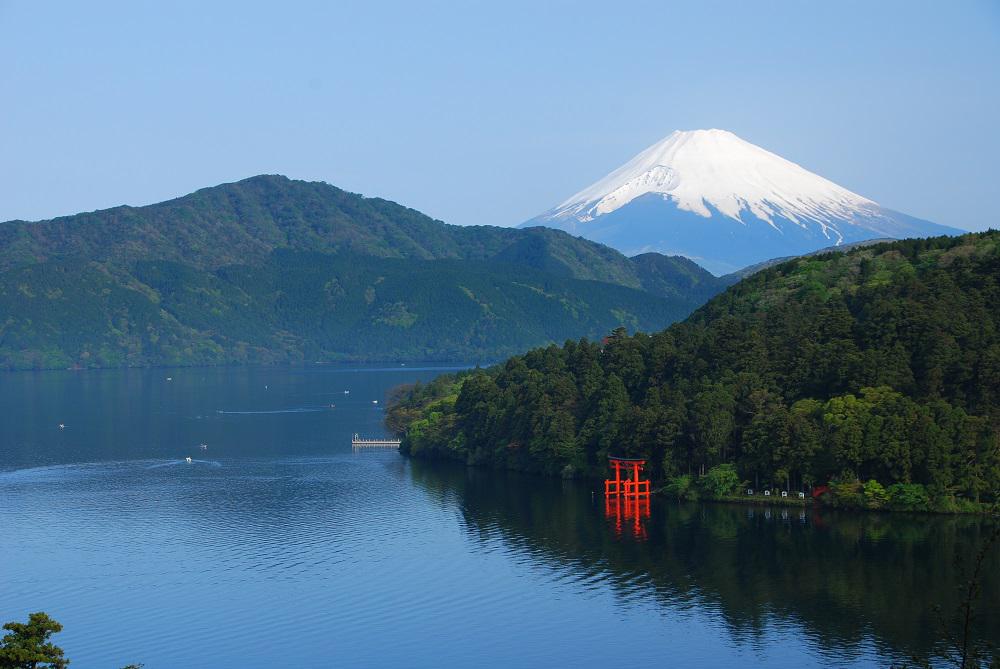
[1, 366, 997, 668]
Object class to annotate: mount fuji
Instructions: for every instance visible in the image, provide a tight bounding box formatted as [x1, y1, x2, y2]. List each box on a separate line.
[521, 129, 961, 274]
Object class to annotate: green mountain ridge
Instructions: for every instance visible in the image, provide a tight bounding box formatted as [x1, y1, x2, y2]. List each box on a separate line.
[720, 237, 896, 282]
[388, 231, 1000, 509]
[0, 175, 724, 290]
[0, 175, 729, 369]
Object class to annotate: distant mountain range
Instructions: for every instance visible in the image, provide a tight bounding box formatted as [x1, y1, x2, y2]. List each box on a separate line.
[0, 175, 732, 369]
[522, 129, 962, 274]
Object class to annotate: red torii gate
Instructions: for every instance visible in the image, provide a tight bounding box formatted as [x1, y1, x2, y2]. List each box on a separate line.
[604, 456, 651, 539]
[604, 456, 651, 498]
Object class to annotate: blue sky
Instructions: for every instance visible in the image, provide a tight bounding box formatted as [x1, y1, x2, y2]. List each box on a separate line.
[1, 1, 997, 230]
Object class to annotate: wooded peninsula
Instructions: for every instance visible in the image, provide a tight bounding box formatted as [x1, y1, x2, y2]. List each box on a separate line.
[387, 232, 1000, 513]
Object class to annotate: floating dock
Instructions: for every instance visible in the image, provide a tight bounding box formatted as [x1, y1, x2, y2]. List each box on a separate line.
[352, 433, 402, 448]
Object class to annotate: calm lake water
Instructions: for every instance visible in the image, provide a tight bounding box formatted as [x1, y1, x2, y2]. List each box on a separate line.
[1, 366, 997, 668]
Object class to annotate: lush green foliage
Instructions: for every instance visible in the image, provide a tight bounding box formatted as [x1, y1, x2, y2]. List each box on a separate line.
[0, 612, 68, 669]
[699, 463, 742, 498]
[389, 232, 1000, 509]
[0, 613, 141, 669]
[662, 473, 699, 500]
[0, 251, 702, 368]
[0, 176, 730, 369]
[0, 175, 727, 293]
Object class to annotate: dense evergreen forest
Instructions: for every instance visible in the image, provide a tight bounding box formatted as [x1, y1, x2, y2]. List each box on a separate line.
[387, 232, 1000, 511]
[0, 175, 731, 369]
[0, 250, 704, 368]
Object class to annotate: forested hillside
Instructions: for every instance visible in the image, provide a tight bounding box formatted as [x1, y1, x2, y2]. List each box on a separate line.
[0, 251, 697, 368]
[0, 175, 725, 291]
[0, 176, 729, 369]
[387, 232, 1000, 511]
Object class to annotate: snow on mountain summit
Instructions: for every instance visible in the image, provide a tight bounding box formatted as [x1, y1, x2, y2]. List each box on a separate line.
[553, 129, 877, 237]
[525, 129, 959, 274]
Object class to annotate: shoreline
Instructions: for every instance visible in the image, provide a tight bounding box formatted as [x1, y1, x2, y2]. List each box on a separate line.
[403, 453, 994, 516]
[651, 487, 990, 515]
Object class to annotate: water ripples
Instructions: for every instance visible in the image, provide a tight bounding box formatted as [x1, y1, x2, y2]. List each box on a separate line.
[1, 452, 980, 668]
[4, 366, 985, 667]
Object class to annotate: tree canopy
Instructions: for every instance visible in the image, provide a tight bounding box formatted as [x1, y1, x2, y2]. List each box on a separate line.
[0, 176, 731, 369]
[388, 232, 1000, 511]
[0, 612, 68, 669]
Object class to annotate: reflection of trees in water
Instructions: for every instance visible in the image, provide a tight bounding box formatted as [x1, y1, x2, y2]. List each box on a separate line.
[408, 459, 999, 664]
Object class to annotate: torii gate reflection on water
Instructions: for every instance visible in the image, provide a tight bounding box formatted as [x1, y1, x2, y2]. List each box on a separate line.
[603, 456, 651, 540]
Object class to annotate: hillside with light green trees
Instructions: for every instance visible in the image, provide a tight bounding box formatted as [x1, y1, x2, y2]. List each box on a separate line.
[386, 231, 1000, 512]
[0, 175, 732, 369]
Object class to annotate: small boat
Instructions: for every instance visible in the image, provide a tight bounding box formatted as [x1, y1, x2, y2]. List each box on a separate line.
[344, 390, 350, 395]
[372, 400, 379, 404]
[199, 443, 208, 450]
[166, 377, 173, 381]
[185, 457, 193, 464]
[58, 423, 65, 429]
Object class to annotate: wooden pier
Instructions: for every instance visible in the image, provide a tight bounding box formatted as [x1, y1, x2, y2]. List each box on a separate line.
[352, 433, 402, 448]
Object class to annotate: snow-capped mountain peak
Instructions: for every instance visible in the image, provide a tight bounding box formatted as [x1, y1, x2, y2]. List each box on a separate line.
[553, 129, 877, 232]
[525, 129, 958, 274]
